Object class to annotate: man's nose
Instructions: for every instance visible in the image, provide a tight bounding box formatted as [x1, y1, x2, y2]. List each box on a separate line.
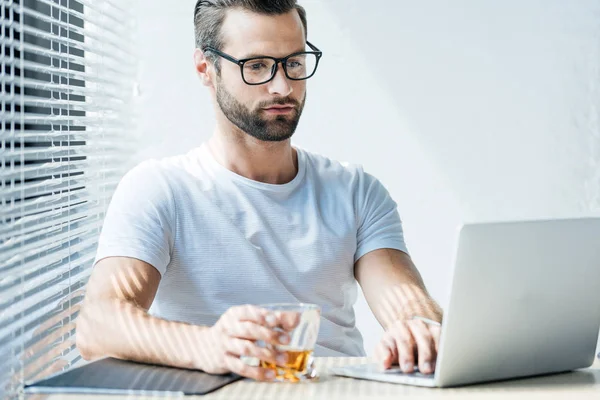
[267, 63, 293, 97]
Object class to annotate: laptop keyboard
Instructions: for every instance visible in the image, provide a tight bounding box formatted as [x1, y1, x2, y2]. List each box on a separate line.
[330, 363, 436, 385]
[376, 366, 432, 378]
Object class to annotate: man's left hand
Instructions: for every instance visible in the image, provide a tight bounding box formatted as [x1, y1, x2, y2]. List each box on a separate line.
[374, 318, 441, 375]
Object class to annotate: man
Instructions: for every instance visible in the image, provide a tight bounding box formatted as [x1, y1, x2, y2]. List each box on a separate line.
[76, 0, 443, 381]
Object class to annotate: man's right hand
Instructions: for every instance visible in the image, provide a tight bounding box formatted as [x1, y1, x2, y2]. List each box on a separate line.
[199, 305, 300, 381]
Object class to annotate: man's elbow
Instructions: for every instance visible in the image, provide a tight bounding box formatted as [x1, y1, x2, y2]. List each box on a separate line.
[75, 334, 94, 361]
[75, 303, 105, 361]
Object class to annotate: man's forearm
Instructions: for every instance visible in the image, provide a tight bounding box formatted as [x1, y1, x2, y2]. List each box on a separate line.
[356, 248, 443, 331]
[76, 298, 214, 370]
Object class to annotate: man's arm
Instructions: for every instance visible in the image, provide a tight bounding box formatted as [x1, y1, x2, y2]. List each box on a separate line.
[355, 248, 443, 374]
[355, 248, 442, 328]
[76, 257, 292, 380]
[76, 256, 209, 369]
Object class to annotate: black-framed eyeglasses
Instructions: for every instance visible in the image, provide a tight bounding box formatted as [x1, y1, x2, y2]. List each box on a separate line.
[203, 41, 323, 86]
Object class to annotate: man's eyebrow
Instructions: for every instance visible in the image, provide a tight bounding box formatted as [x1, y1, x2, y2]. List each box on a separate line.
[240, 47, 307, 60]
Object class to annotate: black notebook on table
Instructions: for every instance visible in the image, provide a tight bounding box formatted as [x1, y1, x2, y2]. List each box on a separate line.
[25, 357, 242, 396]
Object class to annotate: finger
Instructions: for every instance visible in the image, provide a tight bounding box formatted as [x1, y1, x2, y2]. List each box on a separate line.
[228, 305, 295, 333]
[407, 320, 436, 375]
[429, 324, 442, 353]
[272, 311, 301, 331]
[224, 338, 286, 366]
[223, 321, 288, 346]
[224, 354, 277, 381]
[246, 308, 301, 331]
[229, 305, 270, 325]
[389, 322, 416, 373]
[374, 333, 397, 370]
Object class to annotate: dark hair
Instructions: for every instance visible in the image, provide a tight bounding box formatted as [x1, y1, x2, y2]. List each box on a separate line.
[194, 0, 308, 71]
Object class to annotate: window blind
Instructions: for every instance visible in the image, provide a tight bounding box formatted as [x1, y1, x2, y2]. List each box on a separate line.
[1, 0, 138, 396]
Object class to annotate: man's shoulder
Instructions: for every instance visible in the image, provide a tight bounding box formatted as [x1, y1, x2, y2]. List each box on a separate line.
[126, 149, 199, 182]
[123, 158, 173, 185]
[300, 148, 386, 199]
[117, 152, 195, 204]
[300, 147, 364, 179]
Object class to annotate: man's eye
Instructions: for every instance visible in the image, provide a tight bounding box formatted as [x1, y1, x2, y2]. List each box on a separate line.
[247, 63, 267, 71]
[287, 61, 302, 68]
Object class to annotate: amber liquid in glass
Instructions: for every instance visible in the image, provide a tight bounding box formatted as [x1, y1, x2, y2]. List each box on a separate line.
[260, 349, 313, 382]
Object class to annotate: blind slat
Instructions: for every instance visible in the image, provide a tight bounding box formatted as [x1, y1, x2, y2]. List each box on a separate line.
[0, 299, 81, 357]
[0, 250, 96, 316]
[0, 271, 92, 344]
[70, 0, 131, 29]
[0, 300, 65, 351]
[1, 214, 103, 255]
[0, 76, 134, 99]
[27, 1, 131, 57]
[0, 206, 107, 244]
[2, 192, 94, 222]
[1, 253, 96, 307]
[16, 22, 133, 64]
[0, 57, 132, 88]
[0, 215, 107, 257]
[4, 40, 136, 74]
[7, 2, 133, 53]
[1, 162, 125, 184]
[1, 175, 92, 198]
[1, 161, 92, 182]
[1, 176, 122, 205]
[0, 129, 136, 142]
[12, 21, 131, 63]
[0, 233, 97, 279]
[1, 142, 132, 160]
[1, 219, 103, 262]
[0, 93, 129, 111]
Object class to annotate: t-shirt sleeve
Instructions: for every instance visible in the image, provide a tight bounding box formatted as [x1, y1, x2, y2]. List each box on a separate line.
[354, 169, 408, 263]
[93, 160, 174, 276]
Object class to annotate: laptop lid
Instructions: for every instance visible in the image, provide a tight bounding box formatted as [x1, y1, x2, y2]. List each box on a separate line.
[435, 218, 600, 387]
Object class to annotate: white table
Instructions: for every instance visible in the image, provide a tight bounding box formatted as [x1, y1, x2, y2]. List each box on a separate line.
[30, 357, 600, 400]
[206, 357, 600, 400]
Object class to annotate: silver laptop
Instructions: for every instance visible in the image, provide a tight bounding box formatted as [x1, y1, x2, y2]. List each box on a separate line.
[331, 218, 600, 387]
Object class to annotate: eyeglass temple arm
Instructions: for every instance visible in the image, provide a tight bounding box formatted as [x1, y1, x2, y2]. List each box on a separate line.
[203, 47, 242, 65]
[306, 41, 321, 52]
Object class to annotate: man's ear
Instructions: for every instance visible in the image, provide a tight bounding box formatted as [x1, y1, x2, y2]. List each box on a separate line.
[194, 48, 214, 87]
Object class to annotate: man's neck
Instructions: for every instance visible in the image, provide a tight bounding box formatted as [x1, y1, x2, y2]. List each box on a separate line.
[207, 128, 298, 185]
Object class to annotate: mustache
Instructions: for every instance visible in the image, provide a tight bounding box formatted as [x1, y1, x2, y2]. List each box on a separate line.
[257, 97, 300, 109]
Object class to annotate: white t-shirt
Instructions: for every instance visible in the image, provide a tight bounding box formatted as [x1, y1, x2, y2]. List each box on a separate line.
[94, 144, 408, 356]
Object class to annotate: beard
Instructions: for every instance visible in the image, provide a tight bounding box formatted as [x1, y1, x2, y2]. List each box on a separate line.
[216, 82, 306, 142]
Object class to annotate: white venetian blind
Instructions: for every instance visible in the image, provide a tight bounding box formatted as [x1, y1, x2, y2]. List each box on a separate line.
[0, 0, 138, 396]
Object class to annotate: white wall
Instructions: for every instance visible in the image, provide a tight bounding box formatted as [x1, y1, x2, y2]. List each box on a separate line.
[135, 0, 600, 356]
